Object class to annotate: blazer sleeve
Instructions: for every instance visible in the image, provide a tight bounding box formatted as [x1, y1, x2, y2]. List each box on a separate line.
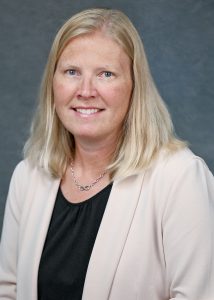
[162, 156, 214, 299]
[0, 161, 26, 299]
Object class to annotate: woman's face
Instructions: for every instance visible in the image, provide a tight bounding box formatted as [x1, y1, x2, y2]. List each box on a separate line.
[53, 31, 133, 145]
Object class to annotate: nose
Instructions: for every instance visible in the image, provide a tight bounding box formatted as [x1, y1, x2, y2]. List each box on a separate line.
[77, 75, 97, 99]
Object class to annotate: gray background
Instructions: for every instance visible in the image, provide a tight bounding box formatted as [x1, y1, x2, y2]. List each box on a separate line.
[0, 0, 213, 231]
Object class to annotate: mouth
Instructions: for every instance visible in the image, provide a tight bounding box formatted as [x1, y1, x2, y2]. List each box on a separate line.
[72, 107, 104, 115]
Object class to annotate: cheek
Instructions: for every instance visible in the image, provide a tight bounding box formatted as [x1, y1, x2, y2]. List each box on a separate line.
[109, 84, 132, 108]
[116, 84, 132, 122]
[106, 87, 131, 126]
[53, 81, 72, 106]
[53, 80, 63, 100]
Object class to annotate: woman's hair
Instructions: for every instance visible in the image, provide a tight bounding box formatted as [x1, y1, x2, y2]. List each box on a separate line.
[24, 8, 185, 179]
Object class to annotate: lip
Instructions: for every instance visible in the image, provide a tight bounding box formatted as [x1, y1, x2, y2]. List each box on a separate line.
[71, 106, 104, 117]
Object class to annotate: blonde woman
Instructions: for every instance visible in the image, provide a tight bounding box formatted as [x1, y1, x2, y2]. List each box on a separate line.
[0, 8, 213, 300]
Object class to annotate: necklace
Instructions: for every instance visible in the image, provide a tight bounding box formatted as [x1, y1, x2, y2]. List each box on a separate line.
[70, 164, 107, 192]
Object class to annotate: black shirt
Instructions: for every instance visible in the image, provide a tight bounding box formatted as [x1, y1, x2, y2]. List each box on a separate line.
[38, 183, 112, 300]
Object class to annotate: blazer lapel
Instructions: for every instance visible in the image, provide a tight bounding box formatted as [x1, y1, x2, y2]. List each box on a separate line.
[18, 173, 60, 300]
[82, 172, 145, 300]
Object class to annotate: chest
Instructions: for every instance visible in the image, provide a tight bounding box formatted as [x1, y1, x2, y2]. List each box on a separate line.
[16, 173, 168, 300]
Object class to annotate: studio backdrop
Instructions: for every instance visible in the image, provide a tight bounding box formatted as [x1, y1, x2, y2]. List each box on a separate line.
[0, 0, 213, 231]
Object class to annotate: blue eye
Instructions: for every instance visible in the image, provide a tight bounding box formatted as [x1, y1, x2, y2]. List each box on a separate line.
[67, 69, 77, 76]
[104, 71, 112, 77]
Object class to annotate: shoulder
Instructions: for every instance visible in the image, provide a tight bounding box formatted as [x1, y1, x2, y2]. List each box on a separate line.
[120, 148, 213, 189]
[148, 148, 214, 216]
[159, 147, 206, 168]
[137, 148, 214, 211]
[6, 160, 60, 222]
[12, 159, 55, 184]
[9, 159, 58, 204]
[11, 159, 32, 182]
[151, 147, 213, 182]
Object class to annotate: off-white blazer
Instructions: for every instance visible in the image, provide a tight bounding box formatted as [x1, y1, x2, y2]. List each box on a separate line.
[0, 148, 214, 300]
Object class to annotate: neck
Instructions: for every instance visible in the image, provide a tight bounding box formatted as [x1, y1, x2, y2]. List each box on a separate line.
[73, 137, 117, 175]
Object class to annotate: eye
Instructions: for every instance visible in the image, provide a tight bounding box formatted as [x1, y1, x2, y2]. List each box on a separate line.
[103, 71, 113, 78]
[66, 69, 77, 76]
[99, 71, 114, 79]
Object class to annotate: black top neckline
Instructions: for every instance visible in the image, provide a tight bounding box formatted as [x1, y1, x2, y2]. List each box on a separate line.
[59, 182, 113, 207]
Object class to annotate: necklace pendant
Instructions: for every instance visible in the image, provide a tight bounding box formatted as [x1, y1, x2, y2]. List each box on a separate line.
[80, 185, 90, 191]
[70, 164, 107, 192]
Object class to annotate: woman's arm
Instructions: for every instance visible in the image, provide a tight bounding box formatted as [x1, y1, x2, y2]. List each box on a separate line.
[0, 162, 25, 299]
[162, 157, 214, 299]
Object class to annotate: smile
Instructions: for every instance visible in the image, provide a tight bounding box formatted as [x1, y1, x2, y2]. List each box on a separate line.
[74, 108, 102, 115]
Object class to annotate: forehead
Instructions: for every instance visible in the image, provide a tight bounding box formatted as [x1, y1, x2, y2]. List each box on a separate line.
[58, 31, 131, 66]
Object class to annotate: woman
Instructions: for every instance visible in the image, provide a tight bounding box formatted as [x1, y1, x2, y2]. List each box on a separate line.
[0, 8, 213, 300]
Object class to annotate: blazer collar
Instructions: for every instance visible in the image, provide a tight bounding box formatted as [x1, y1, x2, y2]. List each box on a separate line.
[82, 172, 145, 299]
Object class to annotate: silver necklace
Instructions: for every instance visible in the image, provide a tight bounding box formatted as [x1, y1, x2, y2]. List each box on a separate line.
[70, 164, 107, 192]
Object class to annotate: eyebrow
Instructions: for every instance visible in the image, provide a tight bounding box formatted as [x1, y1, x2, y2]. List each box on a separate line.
[57, 61, 118, 72]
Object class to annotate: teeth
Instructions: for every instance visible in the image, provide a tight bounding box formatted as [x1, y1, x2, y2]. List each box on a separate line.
[76, 108, 100, 115]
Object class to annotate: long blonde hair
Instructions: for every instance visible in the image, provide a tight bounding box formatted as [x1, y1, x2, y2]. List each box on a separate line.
[24, 8, 185, 178]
